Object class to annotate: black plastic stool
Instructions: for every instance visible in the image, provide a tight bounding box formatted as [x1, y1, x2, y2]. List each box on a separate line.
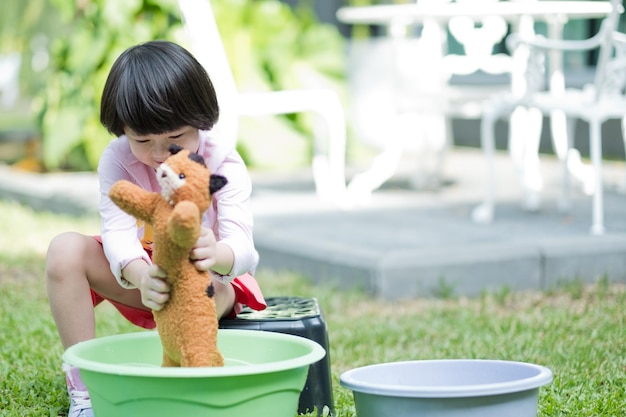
[220, 296, 334, 416]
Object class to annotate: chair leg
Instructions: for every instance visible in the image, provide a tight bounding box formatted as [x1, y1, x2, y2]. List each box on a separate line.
[471, 107, 498, 224]
[346, 142, 404, 207]
[589, 118, 605, 235]
[309, 90, 348, 202]
[410, 112, 448, 190]
[513, 106, 543, 211]
[621, 117, 626, 193]
[563, 115, 595, 197]
[558, 116, 575, 213]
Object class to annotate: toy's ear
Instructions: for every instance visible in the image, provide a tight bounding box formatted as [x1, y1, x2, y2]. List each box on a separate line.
[169, 144, 184, 155]
[209, 174, 228, 195]
[189, 152, 206, 166]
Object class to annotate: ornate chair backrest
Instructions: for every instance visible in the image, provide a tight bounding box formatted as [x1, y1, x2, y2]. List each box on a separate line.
[444, 0, 517, 76]
[598, 31, 626, 99]
[591, 0, 624, 101]
[515, 0, 623, 102]
[391, 0, 537, 108]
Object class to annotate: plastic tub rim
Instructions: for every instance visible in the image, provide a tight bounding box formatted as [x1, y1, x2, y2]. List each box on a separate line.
[62, 329, 326, 378]
[340, 359, 553, 398]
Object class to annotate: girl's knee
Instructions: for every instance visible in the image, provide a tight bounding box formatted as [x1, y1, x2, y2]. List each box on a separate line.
[212, 279, 236, 319]
[46, 232, 89, 279]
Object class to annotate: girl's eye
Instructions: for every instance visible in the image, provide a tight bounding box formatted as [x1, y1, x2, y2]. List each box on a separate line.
[135, 139, 149, 144]
[170, 133, 183, 139]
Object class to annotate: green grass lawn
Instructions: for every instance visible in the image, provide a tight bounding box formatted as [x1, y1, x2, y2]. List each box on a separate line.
[0, 199, 625, 416]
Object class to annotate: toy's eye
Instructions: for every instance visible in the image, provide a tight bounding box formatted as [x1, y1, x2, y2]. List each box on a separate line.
[179, 173, 186, 179]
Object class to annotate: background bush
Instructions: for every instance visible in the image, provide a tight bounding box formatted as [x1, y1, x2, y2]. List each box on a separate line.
[25, 0, 345, 171]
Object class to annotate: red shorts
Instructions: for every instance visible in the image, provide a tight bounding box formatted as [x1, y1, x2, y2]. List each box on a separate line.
[91, 237, 266, 330]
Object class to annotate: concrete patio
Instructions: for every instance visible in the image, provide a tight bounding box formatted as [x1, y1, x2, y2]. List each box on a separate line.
[1, 146, 625, 299]
[250, 148, 626, 299]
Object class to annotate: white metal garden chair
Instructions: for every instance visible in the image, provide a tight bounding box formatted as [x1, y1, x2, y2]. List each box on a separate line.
[344, 0, 536, 205]
[472, 0, 625, 235]
[177, 0, 347, 202]
[0, 52, 21, 109]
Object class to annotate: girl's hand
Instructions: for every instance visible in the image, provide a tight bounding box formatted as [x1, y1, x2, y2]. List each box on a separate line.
[140, 265, 170, 311]
[190, 227, 217, 272]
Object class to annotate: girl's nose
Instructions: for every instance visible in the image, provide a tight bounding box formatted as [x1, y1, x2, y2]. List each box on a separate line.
[153, 143, 169, 161]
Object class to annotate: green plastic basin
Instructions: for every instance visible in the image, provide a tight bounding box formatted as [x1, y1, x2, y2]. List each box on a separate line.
[62, 329, 325, 417]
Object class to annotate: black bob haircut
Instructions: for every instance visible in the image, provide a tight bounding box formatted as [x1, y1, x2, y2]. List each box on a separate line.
[100, 40, 219, 137]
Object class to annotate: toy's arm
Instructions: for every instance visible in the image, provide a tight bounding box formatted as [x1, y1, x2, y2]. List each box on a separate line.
[109, 180, 161, 223]
[168, 200, 202, 249]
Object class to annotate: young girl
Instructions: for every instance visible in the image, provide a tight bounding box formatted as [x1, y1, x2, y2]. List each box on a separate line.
[45, 40, 266, 417]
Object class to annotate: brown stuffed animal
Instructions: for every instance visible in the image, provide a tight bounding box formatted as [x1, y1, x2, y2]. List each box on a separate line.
[109, 144, 227, 367]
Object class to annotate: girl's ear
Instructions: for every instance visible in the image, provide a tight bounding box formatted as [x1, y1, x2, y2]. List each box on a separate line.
[209, 174, 228, 195]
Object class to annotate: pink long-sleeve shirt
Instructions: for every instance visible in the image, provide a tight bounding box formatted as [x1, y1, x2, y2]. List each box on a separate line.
[98, 129, 259, 288]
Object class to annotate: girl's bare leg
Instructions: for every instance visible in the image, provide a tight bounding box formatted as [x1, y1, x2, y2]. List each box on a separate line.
[46, 232, 235, 350]
[212, 279, 236, 318]
[45, 232, 144, 349]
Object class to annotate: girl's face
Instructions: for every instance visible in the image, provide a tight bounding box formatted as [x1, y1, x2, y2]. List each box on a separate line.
[124, 126, 200, 170]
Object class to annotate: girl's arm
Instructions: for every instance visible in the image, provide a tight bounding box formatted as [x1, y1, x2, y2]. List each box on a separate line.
[190, 227, 234, 275]
[98, 141, 153, 288]
[201, 149, 259, 282]
[122, 260, 171, 311]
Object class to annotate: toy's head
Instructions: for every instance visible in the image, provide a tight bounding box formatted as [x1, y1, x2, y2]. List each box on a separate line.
[157, 144, 227, 211]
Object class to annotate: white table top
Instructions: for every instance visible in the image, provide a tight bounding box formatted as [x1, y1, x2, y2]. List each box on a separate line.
[337, 1, 614, 25]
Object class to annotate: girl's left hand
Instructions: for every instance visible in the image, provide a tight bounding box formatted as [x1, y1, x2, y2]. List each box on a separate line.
[190, 227, 217, 272]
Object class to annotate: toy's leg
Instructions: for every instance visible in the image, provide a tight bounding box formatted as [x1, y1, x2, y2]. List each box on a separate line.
[161, 353, 177, 367]
[213, 350, 224, 367]
[178, 322, 223, 367]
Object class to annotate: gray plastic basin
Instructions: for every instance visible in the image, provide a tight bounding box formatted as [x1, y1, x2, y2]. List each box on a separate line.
[340, 359, 552, 417]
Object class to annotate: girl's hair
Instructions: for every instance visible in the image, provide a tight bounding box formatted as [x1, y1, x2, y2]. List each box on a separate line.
[100, 40, 219, 137]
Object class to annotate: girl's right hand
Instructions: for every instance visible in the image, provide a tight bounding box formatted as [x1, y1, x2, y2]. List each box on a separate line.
[139, 265, 170, 311]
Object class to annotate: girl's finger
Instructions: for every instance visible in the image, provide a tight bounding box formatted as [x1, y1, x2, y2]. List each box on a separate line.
[148, 300, 162, 311]
[194, 258, 214, 272]
[149, 264, 167, 278]
[150, 278, 170, 293]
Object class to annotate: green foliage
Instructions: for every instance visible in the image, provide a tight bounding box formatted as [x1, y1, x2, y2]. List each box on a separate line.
[0, 1, 57, 99]
[0, 264, 142, 416]
[34, 0, 185, 171]
[212, 0, 346, 170]
[1, 199, 626, 415]
[34, 0, 346, 172]
[214, 0, 345, 91]
[3, 265, 626, 414]
[433, 275, 457, 299]
[0, 200, 99, 264]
